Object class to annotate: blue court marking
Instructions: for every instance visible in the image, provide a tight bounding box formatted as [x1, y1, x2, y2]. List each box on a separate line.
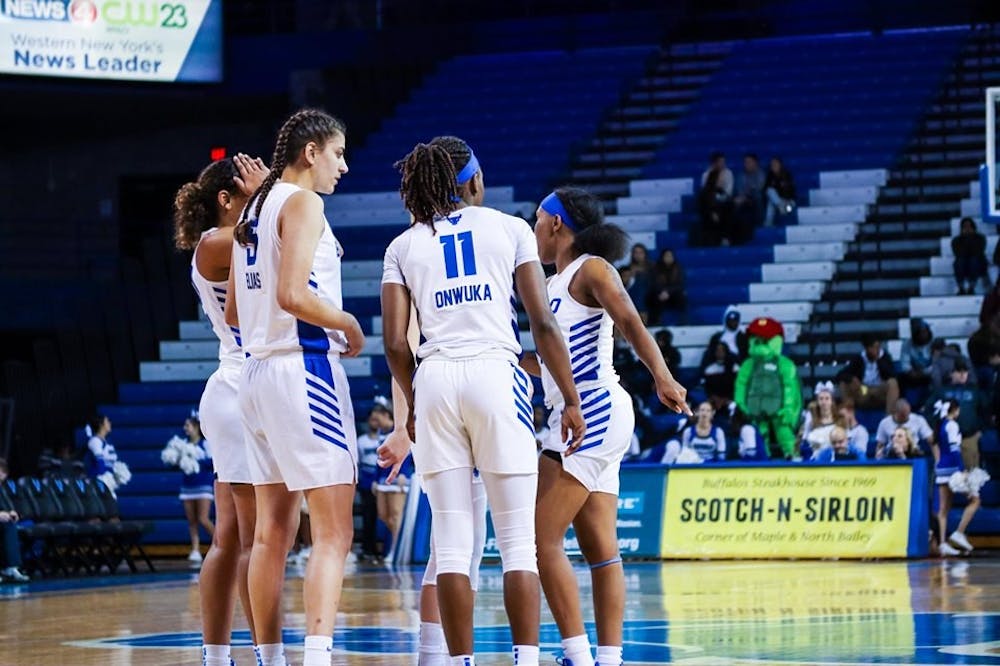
[64, 615, 1000, 664]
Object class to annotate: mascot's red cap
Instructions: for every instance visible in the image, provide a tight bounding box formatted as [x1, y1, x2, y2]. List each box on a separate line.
[747, 317, 784, 340]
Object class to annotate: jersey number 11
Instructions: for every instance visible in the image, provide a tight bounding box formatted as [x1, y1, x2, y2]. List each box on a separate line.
[440, 231, 477, 279]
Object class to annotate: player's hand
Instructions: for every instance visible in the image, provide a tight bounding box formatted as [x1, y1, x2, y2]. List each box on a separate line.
[656, 376, 691, 415]
[341, 314, 365, 357]
[232, 153, 269, 195]
[561, 404, 586, 456]
[377, 429, 412, 484]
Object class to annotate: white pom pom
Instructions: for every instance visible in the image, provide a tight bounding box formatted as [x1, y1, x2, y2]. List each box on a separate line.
[112, 460, 131, 486]
[161, 446, 180, 466]
[179, 456, 200, 475]
[98, 471, 118, 496]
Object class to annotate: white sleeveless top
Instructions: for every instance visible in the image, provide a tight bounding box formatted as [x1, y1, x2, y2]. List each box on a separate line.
[382, 206, 538, 362]
[191, 228, 243, 370]
[540, 254, 618, 408]
[232, 182, 347, 359]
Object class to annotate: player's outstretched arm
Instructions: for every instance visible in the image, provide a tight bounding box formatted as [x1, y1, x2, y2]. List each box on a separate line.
[579, 257, 690, 415]
[515, 260, 586, 452]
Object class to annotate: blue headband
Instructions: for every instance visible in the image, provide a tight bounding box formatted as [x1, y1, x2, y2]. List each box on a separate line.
[455, 151, 480, 185]
[540, 191, 578, 232]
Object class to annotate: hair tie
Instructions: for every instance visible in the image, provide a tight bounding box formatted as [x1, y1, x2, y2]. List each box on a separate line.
[814, 381, 835, 397]
[84, 424, 93, 438]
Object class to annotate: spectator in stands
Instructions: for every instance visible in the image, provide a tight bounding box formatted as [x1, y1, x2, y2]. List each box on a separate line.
[900, 318, 935, 402]
[925, 359, 991, 472]
[813, 426, 859, 462]
[0, 459, 28, 583]
[700, 341, 740, 410]
[733, 153, 765, 240]
[646, 249, 686, 324]
[763, 157, 796, 226]
[837, 333, 899, 414]
[951, 217, 989, 295]
[981, 276, 1000, 325]
[698, 152, 735, 246]
[884, 426, 923, 460]
[968, 312, 1000, 387]
[798, 381, 838, 459]
[875, 399, 933, 459]
[934, 399, 985, 556]
[661, 401, 726, 464]
[700, 307, 748, 370]
[655, 329, 682, 372]
[625, 244, 652, 321]
[838, 401, 871, 459]
[930, 339, 972, 389]
[731, 407, 768, 461]
[178, 415, 214, 564]
[356, 400, 391, 562]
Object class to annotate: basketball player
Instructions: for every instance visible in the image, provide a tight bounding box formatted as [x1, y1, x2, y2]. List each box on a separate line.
[527, 187, 690, 666]
[378, 305, 488, 666]
[173, 153, 267, 666]
[379, 135, 585, 666]
[225, 108, 363, 666]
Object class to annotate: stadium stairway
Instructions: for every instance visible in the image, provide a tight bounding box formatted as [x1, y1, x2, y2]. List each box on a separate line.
[566, 41, 733, 201]
[796, 26, 1000, 374]
[641, 28, 965, 180]
[337, 46, 656, 200]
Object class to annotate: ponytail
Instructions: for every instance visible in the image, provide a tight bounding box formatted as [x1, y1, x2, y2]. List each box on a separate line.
[172, 159, 239, 250]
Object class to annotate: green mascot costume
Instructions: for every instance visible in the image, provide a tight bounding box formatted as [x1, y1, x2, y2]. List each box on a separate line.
[733, 317, 801, 459]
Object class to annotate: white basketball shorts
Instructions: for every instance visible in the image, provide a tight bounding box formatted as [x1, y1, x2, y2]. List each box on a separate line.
[543, 382, 633, 494]
[199, 364, 251, 485]
[240, 352, 357, 491]
[413, 358, 537, 475]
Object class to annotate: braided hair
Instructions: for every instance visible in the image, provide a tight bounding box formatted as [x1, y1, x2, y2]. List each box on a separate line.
[173, 159, 240, 250]
[235, 108, 346, 246]
[394, 135, 474, 231]
[554, 186, 628, 263]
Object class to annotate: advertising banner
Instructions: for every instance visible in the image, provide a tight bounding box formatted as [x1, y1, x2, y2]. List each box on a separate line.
[0, 0, 222, 82]
[661, 461, 928, 559]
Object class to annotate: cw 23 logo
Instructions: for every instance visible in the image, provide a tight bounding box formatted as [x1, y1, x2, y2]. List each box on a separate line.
[2, 1, 191, 28]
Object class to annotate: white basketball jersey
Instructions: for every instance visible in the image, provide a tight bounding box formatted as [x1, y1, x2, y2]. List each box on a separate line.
[191, 228, 243, 369]
[382, 206, 538, 361]
[540, 254, 618, 408]
[232, 182, 348, 358]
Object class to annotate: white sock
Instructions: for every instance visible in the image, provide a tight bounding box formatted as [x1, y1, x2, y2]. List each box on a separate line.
[596, 645, 623, 666]
[202, 644, 231, 666]
[448, 656, 474, 665]
[303, 635, 332, 666]
[254, 643, 286, 666]
[513, 644, 539, 665]
[561, 634, 594, 666]
[419, 622, 448, 665]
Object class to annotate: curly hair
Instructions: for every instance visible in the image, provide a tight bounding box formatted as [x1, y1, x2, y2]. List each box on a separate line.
[394, 135, 474, 231]
[172, 159, 240, 250]
[234, 108, 346, 246]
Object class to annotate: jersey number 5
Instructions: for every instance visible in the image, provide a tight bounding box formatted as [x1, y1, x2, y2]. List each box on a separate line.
[439, 231, 477, 279]
[245, 219, 260, 267]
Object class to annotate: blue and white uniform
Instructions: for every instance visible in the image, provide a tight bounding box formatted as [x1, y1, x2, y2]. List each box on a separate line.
[540, 254, 634, 494]
[179, 439, 215, 500]
[233, 182, 357, 490]
[382, 206, 539, 475]
[935, 417, 963, 484]
[192, 228, 250, 484]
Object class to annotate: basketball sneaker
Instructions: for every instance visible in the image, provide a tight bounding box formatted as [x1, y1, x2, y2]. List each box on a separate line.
[949, 531, 973, 552]
[940, 542, 962, 557]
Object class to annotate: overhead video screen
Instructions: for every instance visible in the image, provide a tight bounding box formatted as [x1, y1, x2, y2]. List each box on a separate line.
[0, 0, 222, 82]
